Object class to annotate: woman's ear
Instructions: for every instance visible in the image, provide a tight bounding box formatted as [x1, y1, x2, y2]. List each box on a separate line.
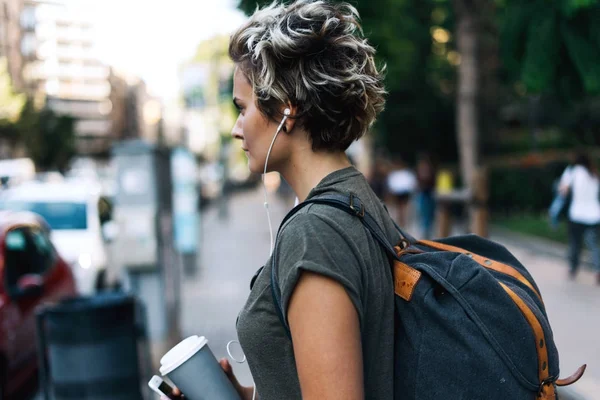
[283, 103, 297, 133]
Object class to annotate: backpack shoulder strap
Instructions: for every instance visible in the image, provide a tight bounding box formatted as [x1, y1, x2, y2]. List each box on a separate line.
[270, 192, 405, 337]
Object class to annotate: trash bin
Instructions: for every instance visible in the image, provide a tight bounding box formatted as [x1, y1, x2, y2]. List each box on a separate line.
[36, 293, 146, 400]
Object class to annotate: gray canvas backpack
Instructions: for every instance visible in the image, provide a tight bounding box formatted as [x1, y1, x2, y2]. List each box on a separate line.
[271, 193, 586, 399]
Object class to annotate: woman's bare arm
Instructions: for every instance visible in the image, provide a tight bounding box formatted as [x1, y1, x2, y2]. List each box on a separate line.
[287, 271, 364, 400]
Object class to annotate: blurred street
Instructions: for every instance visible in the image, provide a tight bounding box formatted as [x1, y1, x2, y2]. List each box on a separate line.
[176, 187, 599, 400]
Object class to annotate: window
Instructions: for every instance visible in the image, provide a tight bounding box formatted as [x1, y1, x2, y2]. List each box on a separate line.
[0, 201, 88, 230]
[21, 33, 36, 56]
[20, 6, 36, 30]
[29, 229, 56, 273]
[4, 227, 55, 293]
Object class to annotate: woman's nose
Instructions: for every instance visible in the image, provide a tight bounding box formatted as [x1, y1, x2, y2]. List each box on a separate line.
[231, 116, 243, 140]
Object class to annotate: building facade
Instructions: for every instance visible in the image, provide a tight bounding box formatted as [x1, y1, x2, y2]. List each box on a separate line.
[20, 0, 156, 157]
[0, 0, 25, 91]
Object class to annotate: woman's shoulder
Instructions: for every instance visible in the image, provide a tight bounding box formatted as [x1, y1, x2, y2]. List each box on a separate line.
[572, 165, 598, 180]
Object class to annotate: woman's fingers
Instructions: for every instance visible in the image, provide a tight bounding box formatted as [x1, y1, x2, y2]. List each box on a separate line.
[220, 358, 234, 376]
[220, 358, 242, 387]
[160, 386, 183, 399]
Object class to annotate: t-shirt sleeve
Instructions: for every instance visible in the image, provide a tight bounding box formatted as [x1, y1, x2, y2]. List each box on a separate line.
[273, 212, 365, 328]
[559, 166, 573, 188]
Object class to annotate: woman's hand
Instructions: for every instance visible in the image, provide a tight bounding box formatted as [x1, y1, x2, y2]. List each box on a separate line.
[160, 386, 183, 399]
[219, 358, 256, 400]
[559, 184, 570, 196]
[161, 359, 255, 400]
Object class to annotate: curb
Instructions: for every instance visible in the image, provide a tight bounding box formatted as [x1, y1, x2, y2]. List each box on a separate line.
[490, 226, 596, 272]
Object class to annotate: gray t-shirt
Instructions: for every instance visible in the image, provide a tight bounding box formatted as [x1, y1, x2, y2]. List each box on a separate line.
[237, 167, 398, 400]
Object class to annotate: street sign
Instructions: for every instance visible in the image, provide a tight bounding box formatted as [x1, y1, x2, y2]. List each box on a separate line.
[171, 147, 199, 254]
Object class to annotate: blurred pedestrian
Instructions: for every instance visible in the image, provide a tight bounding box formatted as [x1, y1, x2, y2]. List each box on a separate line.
[558, 152, 600, 283]
[386, 157, 416, 227]
[167, 2, 395, 400]
[368, 155, 390, 201]
[416, 153, 437, 239]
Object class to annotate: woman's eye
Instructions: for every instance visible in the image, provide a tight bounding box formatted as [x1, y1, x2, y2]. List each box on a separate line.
[234, 106, 244, 116]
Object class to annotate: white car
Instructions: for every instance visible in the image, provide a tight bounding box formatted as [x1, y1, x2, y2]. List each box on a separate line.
[0, 180, 109, 295]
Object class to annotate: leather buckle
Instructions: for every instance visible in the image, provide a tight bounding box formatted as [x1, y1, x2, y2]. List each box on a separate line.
[537, 377, 556, 397]
[349, 194, 365, 218]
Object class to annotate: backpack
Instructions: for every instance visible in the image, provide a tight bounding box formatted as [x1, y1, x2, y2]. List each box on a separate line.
[270, 193, 586, 399]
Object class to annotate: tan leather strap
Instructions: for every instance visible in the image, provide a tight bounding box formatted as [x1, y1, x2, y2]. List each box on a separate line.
[556, 364, 587, 386]
[417, 240, 543, 304]
[499, 282, 555, 399]
[539, 383, 557, 400]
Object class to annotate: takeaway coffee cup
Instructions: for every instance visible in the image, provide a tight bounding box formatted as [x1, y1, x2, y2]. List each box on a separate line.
[159, 335, 241, 400]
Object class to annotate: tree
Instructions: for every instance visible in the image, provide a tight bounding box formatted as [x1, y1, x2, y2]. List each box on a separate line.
[17, 99, 76, 172]
[0, 58, 26, 157]
[501, 0, 600, 98]
[452, 0, 490, 191]
[497, 0, 600, 153]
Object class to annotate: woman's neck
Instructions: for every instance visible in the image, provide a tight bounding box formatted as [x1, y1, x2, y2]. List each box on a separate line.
[279, 144, 351, 202]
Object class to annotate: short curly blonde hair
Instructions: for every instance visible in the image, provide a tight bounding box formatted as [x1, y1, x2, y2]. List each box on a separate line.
[229, 0, 386, 152]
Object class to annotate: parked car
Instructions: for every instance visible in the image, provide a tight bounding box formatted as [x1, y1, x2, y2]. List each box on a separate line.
[0, 158, 35, 189]
[0, 210, 77, 399]
[0, 180, 110, 295]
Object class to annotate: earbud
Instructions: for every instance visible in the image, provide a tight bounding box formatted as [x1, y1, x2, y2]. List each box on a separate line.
[280, 108, 291, 133]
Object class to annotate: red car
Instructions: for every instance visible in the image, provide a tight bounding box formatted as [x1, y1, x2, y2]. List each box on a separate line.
[0, 210, 77, 399]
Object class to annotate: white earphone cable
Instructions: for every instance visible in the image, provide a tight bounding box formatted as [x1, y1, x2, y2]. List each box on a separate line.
[263, 110, 290, 255]
[226, 340, 256, 400]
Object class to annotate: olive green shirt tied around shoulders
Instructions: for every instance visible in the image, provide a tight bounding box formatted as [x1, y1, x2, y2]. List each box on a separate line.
[236, 167, 399, 400]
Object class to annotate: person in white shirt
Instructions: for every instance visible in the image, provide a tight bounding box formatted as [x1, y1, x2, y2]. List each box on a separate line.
[386, 158, 416, 227]
[559, 152, 600, 283]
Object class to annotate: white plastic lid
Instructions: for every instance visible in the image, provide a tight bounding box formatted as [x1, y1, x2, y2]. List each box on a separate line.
[159, 335, 208, 376]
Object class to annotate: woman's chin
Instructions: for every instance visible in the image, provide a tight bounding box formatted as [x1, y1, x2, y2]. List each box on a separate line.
[247, 158, 263, 174]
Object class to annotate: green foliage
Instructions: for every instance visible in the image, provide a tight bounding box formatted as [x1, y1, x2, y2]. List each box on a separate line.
[521, 9, 560, 92]
[17, 99, 76, 172]
[501, 0, 600, 96]
[562, 21, 600, 93]
[488, 161, 568, 213]
[0, 58, 26, 146]
[493, 214, 568, 243]
[561, 0, 599, 16]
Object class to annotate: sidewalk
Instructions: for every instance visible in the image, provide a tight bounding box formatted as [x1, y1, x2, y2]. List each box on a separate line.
[491, 225, 598, 272]
[183, 187, 598, 399]
[488, 229, 599, 400]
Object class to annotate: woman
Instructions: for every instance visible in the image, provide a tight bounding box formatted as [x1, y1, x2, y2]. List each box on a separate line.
[559, 152, 600, 282]
[171, 1, 397, 399]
